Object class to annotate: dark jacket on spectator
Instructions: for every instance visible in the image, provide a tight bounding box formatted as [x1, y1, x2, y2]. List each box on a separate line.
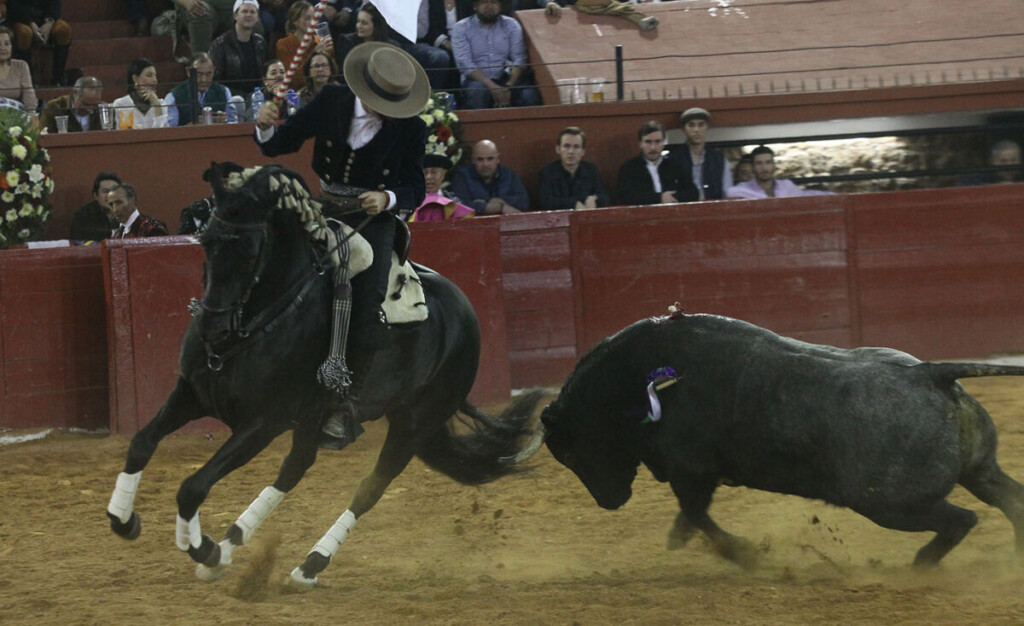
[616, 154, 698, 206]
[668, 144, 729, 200]
[7, 0, 62, 24]
[69, 200, 116, 241]
[451, 164, 530, 214]
[169, 80, 231, 126]
[537, 160, 611, 210]
[209, 28, 267, 95]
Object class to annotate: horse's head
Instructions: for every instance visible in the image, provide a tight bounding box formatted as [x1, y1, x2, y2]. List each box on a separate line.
[196, 163, 281, 346]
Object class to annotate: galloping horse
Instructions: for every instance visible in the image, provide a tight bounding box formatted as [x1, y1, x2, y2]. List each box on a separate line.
[106, 163, 541, 586]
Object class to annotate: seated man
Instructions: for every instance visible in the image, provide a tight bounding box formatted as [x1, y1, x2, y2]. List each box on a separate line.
[451, 139, 529, 214]
[537, 126, 611, 211]
[69, 172, 121, 241]
[451, 0, 540, 109]
[107, 183, 170, 238]
[667, 107, 732, 200]
[40, 76, 103, 133]
[616, 120, 698, 206]
[166, 52, 242, 126]
[956, 139, 1023, 187]
[209, 0, 267, 95]
[725, 145, 832, 199]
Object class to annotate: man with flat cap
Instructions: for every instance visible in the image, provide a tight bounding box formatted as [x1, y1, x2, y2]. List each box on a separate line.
[255, 41, 429, 444]
[668, 106, 732, 200]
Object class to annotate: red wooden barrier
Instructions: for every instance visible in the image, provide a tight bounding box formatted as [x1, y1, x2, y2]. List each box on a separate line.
[0, 246, 107, 429]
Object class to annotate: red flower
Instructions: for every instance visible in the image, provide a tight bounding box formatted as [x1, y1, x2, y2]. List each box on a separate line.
[436, 126, 452, 142]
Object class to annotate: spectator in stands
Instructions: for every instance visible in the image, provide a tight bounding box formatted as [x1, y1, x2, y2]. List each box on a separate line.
[726, 145, 832, 199]
[298, 51, 338, 106]
[112, 58, 169, 129]
[7, 0, 72, 86]
[40, 76, 103, 133]
[260, 0, 292, 45]
[209, 0, 267, 95]
[956, 140, 1023, 187]
[392, 0, 453, 92]
[334, 3, 390, 72]
[174, 0, 241, 55]
[451, 139, 529, 214]
[107, 183, 170, 238]
[124, 0, 151, 37]
[409, 153, 475, 221]
[166, 52, 237, 126]
[0, 26, 37, 112]
[257, 58, 286, 102]
[733, 153, 753, 183]
[451, 0, 540, 109]
[69, 172, 122, 241]
[323, 0, 360, 37]
[537, 126, 611, 211]
[668, 107, 732, 200]
[617, 120, 697, 206]
[276, 1, 333, 91]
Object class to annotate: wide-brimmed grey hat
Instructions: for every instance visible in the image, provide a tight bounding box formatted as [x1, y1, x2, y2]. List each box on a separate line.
[680, 107, 711, 125]
[343, 42, 430, 119]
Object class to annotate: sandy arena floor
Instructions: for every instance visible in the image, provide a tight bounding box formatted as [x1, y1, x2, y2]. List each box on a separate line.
[2, 378, 1024, 625]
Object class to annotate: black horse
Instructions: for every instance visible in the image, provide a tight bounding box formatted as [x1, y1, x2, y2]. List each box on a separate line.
[106, 163, 541, 586]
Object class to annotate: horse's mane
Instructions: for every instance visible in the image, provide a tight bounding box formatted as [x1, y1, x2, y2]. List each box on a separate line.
[221, 165, 343, 267]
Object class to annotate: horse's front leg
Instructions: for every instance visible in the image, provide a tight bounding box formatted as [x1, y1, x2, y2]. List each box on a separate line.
[107, 378, 204, 540]
[291, 421, 418, 588]
[174, 422, 280, 571]
[196, 429, 320, 582]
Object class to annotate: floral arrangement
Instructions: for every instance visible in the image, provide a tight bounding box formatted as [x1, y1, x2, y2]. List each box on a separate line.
[0, 107, 54, 249]
[418, 91, 463, 168]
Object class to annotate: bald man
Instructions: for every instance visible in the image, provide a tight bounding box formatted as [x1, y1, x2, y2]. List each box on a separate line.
[450, 139, 530, 214]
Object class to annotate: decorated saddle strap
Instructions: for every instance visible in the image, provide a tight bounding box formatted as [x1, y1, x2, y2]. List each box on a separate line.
[317, 226, 354, 396]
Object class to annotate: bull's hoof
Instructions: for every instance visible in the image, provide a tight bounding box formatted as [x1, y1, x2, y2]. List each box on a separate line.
[666, 524, 696, 550]
[108, 511, 141, 540]
[196, 563, 229, 583]
[715, 536, 759, 570]
[187, 534, 222, 568]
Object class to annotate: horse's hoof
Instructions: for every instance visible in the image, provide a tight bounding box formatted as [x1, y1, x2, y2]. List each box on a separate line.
[196, 563, 229, 583]
[108, 511, 141, 540]
[187, 534, 222, 567]
[289, 566, 317, 589]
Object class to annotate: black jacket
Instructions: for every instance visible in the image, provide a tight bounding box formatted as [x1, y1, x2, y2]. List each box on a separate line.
[209, 28, 267, 95]
[616, 154, 698, 206]
[537, 160, 612, 210]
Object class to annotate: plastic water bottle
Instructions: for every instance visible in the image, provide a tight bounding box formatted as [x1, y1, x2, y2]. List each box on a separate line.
[285, 89, 299, 117]
[250, 87, 265, 122]
[225, 98, 238, 124]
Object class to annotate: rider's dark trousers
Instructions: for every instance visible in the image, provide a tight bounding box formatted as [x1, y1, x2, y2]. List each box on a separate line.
[337, 211, 395, 351]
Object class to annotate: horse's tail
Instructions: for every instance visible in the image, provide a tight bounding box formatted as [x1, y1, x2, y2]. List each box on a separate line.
[414, 389, 546, 485]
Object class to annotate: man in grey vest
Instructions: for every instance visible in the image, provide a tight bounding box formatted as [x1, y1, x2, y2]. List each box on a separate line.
[669, 107, 732, 200]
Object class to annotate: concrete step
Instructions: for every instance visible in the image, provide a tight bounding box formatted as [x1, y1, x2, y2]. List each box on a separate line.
[76, 20, 137, 41]
[68, 37, 175, 68]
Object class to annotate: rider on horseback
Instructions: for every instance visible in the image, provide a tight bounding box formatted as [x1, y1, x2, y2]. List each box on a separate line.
[254, 43, 429, 444]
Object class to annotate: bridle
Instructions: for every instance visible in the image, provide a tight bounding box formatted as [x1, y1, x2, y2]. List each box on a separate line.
[199, 212, 272, 338]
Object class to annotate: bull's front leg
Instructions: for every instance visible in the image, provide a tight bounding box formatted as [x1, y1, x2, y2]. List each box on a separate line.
[107, 379, 204, 540]
[670, 476, 759, 568]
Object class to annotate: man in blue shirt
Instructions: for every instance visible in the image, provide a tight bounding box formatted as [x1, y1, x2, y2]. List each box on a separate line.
[451, 139, 530, 214]
[451, 0, 540, 109]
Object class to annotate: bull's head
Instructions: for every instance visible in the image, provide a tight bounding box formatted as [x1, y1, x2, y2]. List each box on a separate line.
[529, 403, 641, 510]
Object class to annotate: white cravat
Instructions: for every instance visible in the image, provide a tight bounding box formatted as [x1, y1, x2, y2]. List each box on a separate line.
[347, 97, 382, 149]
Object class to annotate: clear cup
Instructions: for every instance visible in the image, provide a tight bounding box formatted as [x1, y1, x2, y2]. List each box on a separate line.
[99, 104, 114, 130]
[55, 115, 68, 133]
[589, 78, 605, 102]
[315, 20, 332, 50]
[573, 77, 585, 104]
[556, 78, 574, 104]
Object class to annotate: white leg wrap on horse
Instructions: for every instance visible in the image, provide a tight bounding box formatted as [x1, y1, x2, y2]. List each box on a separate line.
[310, 510, 357, 558]
[234, 486, 286, 545]
[107, 471, 142, 524]
[176, 513, 202, 551]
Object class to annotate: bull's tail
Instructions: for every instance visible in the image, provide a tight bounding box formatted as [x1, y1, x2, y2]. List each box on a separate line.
[919, 362, 1024, 385]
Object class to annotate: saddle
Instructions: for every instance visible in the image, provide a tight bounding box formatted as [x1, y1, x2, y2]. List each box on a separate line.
[326, 216, 427, 325]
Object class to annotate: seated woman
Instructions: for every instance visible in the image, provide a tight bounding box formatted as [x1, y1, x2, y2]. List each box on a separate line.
[334, 3, 391, 73]
[275, 1, 332, 92]
[298, 51, 338, 106]
[0, 26, 37, 112]
[409, 153, 474, 222]
[258, 58, 287, 102]
[112, 57, 168, 129]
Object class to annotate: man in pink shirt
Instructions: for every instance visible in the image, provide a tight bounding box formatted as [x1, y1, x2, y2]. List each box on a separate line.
[726, 145, 832, 199]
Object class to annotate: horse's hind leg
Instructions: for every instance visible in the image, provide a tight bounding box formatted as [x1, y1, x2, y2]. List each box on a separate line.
[291, 416, 419, 587]
[960, 459, 1024, 558]
[107, 378, 204, 540]
[197, 429, 321, 582]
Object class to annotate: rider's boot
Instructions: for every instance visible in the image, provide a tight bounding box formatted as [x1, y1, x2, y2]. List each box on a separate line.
[321, 350, 373, 445]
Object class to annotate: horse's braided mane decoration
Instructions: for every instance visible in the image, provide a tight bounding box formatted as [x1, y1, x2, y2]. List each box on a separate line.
[225, 166, 342, 268]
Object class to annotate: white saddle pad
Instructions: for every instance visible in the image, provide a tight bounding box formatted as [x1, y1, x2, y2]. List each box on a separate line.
[339, 225, 428, 325]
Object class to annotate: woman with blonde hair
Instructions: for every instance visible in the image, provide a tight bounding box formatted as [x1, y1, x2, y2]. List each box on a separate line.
[275, 1, 332, 91]
[0, 26, 37, 111]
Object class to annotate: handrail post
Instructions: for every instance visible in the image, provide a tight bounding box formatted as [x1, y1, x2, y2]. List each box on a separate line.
[615, 45, 624, 102]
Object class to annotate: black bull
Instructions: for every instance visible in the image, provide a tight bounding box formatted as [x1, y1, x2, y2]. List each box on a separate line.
[522, 312, 1024, 567]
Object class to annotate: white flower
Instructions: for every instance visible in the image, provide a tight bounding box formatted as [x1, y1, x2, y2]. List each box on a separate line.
[16, 183, 28, 195]
[1, 191, 13, 203]
[36, 204, 46, 217]
[6, 170, 19, 186]
[8, 126, 21, 138]
[432, 110, 444, 122]
[447, 137, 456, 145]
[427, 135, 437, 143]
[19, 203, 33, 217]
[11, 144, 27, 160]
[45, 179, 54, 193]
[5, 209, 16, 222]
[419, 114, 431, 124]
[17, 228, 30, 240]
[28, 163, 44, 182]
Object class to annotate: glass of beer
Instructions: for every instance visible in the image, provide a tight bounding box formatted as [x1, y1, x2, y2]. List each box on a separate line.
[590, 78, 605, 102]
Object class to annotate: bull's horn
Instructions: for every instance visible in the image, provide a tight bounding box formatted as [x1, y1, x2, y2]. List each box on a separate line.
[503, 422, 547, 464]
